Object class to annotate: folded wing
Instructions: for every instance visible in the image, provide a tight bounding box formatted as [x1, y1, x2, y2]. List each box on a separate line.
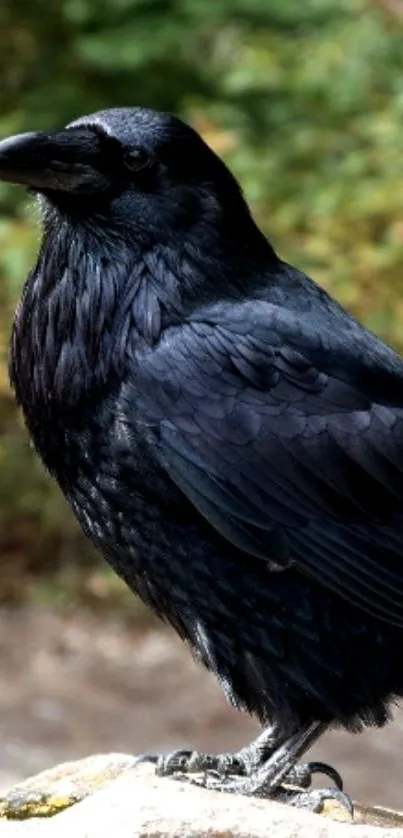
[136, 299, 403, 627]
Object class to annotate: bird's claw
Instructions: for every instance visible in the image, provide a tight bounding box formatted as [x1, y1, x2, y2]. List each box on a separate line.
[131, 753, 159, 767]
[285, 760, 343, 791]
[286, 785, 354, 817]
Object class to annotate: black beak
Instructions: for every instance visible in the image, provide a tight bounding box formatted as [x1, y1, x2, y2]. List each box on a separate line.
[0, 127, 114, 194]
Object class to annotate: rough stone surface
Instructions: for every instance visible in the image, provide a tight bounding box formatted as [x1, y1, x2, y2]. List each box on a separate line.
[0, 756, 403, 837]
[0, 754, 138, 819]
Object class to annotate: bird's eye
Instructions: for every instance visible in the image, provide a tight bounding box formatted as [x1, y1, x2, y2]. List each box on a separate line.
[124, 147, 151, 173]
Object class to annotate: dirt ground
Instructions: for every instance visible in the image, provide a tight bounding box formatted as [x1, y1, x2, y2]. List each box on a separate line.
[0, 604, 402, 809]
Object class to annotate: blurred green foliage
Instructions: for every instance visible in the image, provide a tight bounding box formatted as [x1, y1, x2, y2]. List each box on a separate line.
[0, 0, 402, 601]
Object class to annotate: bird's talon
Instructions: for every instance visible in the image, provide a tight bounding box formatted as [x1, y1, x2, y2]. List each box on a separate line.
[307, 761, 344, 791]
[286, 760, 343, 792]
[288, 786, 354, 817]
[132, 753, 159, 767]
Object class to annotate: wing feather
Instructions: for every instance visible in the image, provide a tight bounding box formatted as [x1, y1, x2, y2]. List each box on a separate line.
[137, 301, 403, 627]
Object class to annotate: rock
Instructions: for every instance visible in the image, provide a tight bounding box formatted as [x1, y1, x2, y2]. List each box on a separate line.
[0, 754, 139, 819]
[0, 754, 403, 837]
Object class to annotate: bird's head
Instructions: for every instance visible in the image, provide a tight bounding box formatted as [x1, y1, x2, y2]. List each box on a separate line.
[0, 107, 258, 247]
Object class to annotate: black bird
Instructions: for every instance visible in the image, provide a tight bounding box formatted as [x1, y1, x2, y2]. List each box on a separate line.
[2, 107, 403, 812]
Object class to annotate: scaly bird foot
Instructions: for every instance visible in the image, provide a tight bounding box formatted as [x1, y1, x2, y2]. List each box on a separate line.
[152, 750, 341, 789]
[136, 750, 352, 816]
[278, 785, 354, 817]
[133, 720, 353, 818]
[155, 748, 247, 777]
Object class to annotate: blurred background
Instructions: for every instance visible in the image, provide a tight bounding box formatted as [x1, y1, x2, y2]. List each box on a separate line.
[0, 0, 403, 809]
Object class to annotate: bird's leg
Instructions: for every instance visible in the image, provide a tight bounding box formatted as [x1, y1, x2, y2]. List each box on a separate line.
[134, 720, 352, 814]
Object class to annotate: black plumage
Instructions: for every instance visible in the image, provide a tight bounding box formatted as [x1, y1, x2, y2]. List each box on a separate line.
[2, 107, 403, 807]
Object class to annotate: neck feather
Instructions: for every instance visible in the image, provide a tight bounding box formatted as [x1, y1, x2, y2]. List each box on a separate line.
[10, 210, 274, 453]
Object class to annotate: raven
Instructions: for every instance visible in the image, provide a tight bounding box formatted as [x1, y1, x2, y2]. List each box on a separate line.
[1, 107, 403, 812]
